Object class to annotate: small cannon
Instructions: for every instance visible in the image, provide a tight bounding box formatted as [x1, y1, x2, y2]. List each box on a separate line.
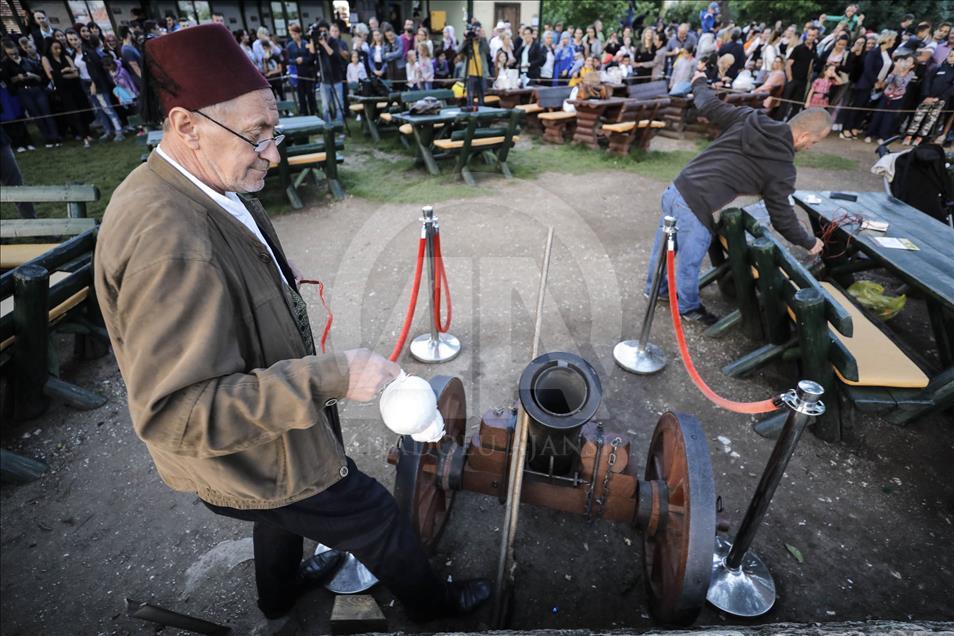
[387, 351, 717, 625]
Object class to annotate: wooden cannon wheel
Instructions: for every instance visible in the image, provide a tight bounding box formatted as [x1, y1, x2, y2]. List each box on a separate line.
[392, 375, 467, 552]
[642, 412, 716, 625]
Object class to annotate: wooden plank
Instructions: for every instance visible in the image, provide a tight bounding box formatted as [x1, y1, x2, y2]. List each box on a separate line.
[0, 184, 99, 204]
[794, 288, 840, 441]
[0, 218, 96, 240]
[0, 229, 96, 298]
[722, 208, 762, 340]
[330, 595, 386, 634]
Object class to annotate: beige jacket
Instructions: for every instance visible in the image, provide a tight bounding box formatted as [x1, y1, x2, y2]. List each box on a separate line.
[95, 152, 350, 509]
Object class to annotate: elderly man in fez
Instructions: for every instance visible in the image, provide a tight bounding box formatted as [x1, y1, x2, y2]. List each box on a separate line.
[94, 25, 490, 621]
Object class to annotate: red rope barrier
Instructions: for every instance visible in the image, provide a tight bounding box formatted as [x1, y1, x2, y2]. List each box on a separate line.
[298, 278, 333, 354]
[666, 248, 781, 414]
[388, 234, 428, 362]
[432, 231, 452, 333]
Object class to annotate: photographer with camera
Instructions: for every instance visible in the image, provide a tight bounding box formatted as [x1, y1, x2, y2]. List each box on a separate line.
[310, 20, 349, 125]
[287, 23, 317, 115]
[462, 20, 490, 107]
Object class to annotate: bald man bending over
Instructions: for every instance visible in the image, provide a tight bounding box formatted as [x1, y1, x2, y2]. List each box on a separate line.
[643, 70, 830, 325]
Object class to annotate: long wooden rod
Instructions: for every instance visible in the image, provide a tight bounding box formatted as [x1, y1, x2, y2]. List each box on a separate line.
[492, 227, 554, 626]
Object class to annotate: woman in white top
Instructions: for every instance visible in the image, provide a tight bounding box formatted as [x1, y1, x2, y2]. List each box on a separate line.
[540, 32, 555, 79]
[236, 29, 255, 63]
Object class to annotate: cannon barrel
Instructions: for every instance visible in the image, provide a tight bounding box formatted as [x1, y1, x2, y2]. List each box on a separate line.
[518, 352, 602, 475]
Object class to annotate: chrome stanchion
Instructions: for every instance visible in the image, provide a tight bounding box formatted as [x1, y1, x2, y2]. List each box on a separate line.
[614, 215, 676, 375]
[707, 380, 825, 617]
[410, 206, 461, 363]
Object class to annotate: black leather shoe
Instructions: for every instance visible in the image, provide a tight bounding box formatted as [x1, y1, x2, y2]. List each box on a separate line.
[297, 549, 346, 588]
[406, 578, 492, 622]
[444, 578, 492, 616]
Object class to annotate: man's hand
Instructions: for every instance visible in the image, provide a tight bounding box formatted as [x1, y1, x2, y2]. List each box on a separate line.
[343, 348, 400, 402]
[808, 238, 824, 255]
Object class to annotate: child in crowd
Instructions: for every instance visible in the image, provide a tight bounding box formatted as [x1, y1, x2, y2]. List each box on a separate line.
[806, 63, 839, 108]
[417, 44, 434, 89]
[433, 50, 451, 81]
[405, 49, 421, 89]
[103, 56, 139, 104]
[347, 50, 367, 83]
[618, 53, 634, 78]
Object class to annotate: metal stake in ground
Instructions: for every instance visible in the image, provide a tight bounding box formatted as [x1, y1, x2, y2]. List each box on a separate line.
[707, 380, 825, 617]
[614, 215, 676, 375]
[410, 206, 461, 364]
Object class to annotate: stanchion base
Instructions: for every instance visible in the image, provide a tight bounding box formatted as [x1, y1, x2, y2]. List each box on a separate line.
[409, 333, 461, 363]
[613, 340, 668, 375]
[707, 535, 776, 617]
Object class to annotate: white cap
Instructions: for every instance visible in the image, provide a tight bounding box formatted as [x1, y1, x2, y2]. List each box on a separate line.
[495, 20, 506, 31]
[379, 372, 446, 443]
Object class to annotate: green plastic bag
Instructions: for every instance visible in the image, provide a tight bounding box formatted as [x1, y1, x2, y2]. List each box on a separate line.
[847, 281, 906, 321]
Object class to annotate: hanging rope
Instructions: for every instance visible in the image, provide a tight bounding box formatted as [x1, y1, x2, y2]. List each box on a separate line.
[298, 278, 333, 353]
[432, 230, 452, 333]
[666, 247, 781, 414]
[388, 232, 427, 361]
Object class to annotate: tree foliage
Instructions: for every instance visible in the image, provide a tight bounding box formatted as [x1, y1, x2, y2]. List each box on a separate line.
[661, 0, 952, 32]
[543, 0, 662, 29]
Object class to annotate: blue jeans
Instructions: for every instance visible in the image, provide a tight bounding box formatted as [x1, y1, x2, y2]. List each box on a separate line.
[644, 184, 713, 313]
[319, 82, 345, 124]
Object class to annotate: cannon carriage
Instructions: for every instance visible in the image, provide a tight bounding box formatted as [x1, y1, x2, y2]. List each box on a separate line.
[387, 352, 718, 625]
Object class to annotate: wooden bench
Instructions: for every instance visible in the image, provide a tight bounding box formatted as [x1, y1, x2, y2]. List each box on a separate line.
[600, 92, 670, 155]
[705, 206, 946, 440]
[432, 109, 522, 186]
[0, 184, 100, 220]
[527, 87, 573, 142]
[0, 228, 108, 428]
[1, 244, 60, 270]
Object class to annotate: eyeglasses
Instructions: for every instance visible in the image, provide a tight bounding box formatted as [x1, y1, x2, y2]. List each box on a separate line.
[193, 110, 285, 153]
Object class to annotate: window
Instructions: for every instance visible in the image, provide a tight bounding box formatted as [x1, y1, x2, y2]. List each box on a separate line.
[68, 0, 113, 34]
[270, 1, 298, 37]
[0, 0, 29, 36]
[177, 1, 212, 25]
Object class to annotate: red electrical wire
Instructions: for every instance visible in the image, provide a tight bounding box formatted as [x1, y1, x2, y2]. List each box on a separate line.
[817, 211, 865, 260]
[666, 248, 781, 414]
[298, 278, 333, 354]
[432, 231, 453, 333]
[388, 235, 428, 362]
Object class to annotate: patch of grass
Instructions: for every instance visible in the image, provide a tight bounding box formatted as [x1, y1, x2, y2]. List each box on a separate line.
[1, 136, 142, 221]
[508, 140, 700, 183]
[795, 151, 857, 170]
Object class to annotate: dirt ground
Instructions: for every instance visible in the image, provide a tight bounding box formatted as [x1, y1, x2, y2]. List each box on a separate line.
[2, 135, 953, 636]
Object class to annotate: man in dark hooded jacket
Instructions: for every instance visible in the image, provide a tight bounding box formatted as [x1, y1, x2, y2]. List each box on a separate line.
[644, 72, 829, 325]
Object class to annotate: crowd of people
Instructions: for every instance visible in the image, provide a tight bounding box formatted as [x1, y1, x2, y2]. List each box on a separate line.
[2, 2, 953, 153]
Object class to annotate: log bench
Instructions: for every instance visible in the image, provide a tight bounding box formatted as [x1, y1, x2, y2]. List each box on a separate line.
[517, 86, 576, 144]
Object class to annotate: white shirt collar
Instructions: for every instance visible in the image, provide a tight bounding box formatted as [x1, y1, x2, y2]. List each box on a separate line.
[155, 145, 284, 277]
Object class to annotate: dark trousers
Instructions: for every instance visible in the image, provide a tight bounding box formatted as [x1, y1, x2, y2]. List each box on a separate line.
[465, 76, 485, 106]
[203, 457, 444, 617]
[779, 78, 807, 120]
[18, 87, 59, 143]
[840, 86, 871, 132]
[296, 75, 318, 116]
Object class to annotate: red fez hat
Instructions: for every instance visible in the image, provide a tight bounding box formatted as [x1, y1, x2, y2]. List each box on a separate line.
[144, 24, 270, 115]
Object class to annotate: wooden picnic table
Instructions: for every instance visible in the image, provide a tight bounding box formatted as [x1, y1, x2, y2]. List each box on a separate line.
[275, 115, 345, 204]
[486, 87, 536, 109]
[567, 97, 627, 149]
[390, 106, 512, 177]
[349, 93, 398, 142]
[794, 190, 954, 369]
